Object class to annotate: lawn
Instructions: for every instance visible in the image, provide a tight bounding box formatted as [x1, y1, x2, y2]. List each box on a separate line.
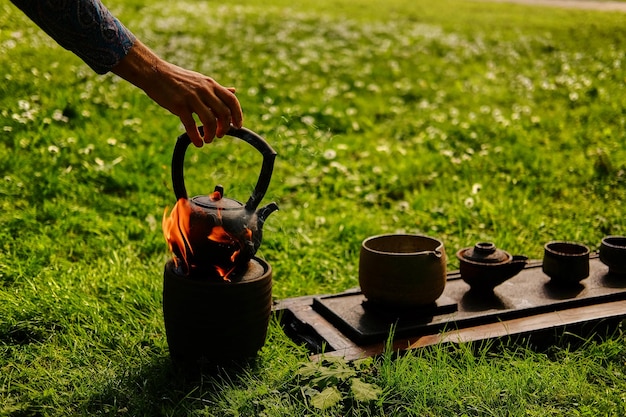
[2, 0, 626, 415]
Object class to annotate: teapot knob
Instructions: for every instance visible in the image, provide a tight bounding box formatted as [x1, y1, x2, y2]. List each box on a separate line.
[473, 242, 496, 255]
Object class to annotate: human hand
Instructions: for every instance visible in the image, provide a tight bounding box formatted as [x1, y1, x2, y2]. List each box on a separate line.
[112, 40, 243, 147]
[144, 62, 243, 147]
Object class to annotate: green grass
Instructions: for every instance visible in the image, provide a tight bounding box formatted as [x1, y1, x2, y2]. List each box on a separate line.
[2, 0, 626, 415]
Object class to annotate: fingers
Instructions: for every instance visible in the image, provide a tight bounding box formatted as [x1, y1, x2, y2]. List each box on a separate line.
[180, 113, 203, 147]
[220, 87, 243, 130]
[180, 93, 232, 147]
[152, 65, 243, 145]
[195, 86, 243, 142]
[194, 103, 218, 144]
[201, 94, 230, 139]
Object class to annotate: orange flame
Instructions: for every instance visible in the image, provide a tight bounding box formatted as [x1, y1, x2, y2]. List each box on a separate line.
[162, 195, 253, 281]
[162, 198, 193, 271]
[207, 225, 237, 245]
[214, 265, 236, 282]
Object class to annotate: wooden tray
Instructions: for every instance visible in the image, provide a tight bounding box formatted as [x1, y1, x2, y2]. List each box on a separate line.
[274, 256, 626, 360]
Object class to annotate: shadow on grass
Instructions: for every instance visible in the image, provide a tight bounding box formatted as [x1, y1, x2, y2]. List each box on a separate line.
[84, 353, 262, 416]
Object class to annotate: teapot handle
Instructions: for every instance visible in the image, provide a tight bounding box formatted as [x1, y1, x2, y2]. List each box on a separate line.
[171, 126, 277, 211]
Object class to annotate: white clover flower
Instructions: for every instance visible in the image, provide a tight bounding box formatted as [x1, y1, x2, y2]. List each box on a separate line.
[323, 149, 337, 160]
[330, 161, 348, 174]
[471, 183, 482, 194]
[397, 201, 410, 212]
[464, 197, 475, 208]
[315, 216, 326, 226]
[18, 100, 30, 110]
[79, 144, 95, 155]
[123, 118, 141, 126]
[301, 115, 315, 126]
[52, 109, 68, 123]
[376, 145, 390, 153]
[365, 193, 377, 203]
[47, 145, 60, 154]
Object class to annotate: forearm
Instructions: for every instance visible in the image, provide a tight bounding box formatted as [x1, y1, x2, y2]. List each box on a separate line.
[11, 0, 243, 145]
[10, 0, 135, 74]
[112, 40, 243, 145]
[110, 39, 161, 91]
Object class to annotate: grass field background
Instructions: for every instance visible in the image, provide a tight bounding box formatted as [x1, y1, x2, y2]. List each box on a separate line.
[2, 0, 626, 415]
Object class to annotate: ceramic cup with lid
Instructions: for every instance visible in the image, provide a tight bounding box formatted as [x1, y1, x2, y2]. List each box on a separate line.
[456, 242, 528, 291]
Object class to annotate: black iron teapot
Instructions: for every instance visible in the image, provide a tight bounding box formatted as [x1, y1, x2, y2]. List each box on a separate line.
[170, 126, 278, 276]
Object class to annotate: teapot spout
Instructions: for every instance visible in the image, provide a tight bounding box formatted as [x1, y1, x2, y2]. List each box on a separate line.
[257, 202, 279, 225]
[505, 255, 529, 278]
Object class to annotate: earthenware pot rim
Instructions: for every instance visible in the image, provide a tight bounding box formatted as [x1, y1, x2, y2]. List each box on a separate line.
[601, 235, 626, 248]
[544, 241, 590, 256]
[361, 233, 444, 257]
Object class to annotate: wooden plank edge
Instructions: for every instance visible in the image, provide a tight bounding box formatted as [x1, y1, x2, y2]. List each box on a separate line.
[311, 299, 626, 361]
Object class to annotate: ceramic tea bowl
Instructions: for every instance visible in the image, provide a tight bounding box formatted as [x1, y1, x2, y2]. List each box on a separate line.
[542, 241, 590, 284]
[359, 234, 446, 308]
[599, 235, 626, 276]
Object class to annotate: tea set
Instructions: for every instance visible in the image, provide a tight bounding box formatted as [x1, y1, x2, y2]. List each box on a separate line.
[358, 233, 626, 310]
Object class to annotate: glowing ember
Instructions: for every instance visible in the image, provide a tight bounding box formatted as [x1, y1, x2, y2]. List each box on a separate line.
[210, 189, 222, 201]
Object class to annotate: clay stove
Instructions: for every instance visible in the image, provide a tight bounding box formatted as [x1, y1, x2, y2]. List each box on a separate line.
[161, 126, 278, 367]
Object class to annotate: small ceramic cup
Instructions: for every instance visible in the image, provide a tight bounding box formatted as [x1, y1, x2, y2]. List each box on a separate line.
[359, 234, 446, 308]
[542, 241, 590, 284]
[599, 235, 626, 276]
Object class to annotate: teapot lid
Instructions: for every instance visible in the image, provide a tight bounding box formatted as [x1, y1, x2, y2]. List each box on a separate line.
[191, 185, 244, 210]
[459, 242, 511, 264]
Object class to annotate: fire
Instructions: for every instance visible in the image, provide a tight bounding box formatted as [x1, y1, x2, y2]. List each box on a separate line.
[162, 194, 253, 281]
[214, 264, 236, 282]
[207, 225, 237, 245]
[162, 198, 193, 271]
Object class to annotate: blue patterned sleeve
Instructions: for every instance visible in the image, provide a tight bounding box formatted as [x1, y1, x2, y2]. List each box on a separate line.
[10, 0, 136, 74]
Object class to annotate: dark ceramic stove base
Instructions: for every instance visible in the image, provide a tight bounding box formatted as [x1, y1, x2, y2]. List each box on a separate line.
[275, 255, 626, 360]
